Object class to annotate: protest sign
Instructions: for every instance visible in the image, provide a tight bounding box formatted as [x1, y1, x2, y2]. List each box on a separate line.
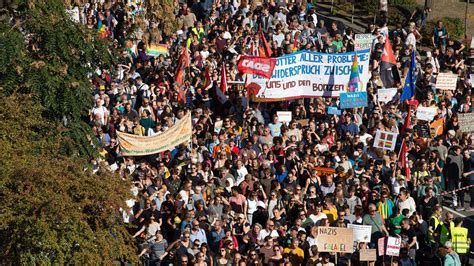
[340, 91, 368, 109]
[247, 50, 371, 101]
[347, 224, 372, 242]
[378, 237, 386, 256]
[360, 249, 377, 261]
[373, 130, 397, 151]
[416, 107, 437, 121]
[328, 106, 341, 115]
[117, 113, 192, 156]
[277, 111, 292, 122]
[214, 120, 223, 134]
[458, 113, 474, 133]
[377, 88, 397, 103]
[386, 237, 401, 256]
[430, 118, 444, 137]
[296, 119, 309, 126]
[435, 73, 458, 90]
[355, 34, 375, 51]
[315, 227, 354, 253]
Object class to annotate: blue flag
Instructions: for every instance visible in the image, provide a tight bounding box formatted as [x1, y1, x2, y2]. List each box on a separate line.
[400, 50, 416, 102]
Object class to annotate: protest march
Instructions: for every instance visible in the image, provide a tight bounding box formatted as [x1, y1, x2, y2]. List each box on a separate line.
[26, 0, 474, 265]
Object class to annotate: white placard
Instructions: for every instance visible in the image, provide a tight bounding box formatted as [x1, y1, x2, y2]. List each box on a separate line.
[377, 88, 398, 103]
[416, 106, 437, 121]
[277, 111, 292, 122]
[373, 130, 398, 151]
[436, 73, 458, 90]
[347, 224, 372, 242]
[355, 34, 375, 51]
[386, 237, 401, 256]
[471, 36, 474, 49]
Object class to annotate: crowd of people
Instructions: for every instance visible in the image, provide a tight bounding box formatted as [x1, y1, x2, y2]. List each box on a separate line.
[83, 0, 474, 265]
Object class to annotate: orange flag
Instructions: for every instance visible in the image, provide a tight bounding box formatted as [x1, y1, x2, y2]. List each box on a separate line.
[175, 47, 189, 85]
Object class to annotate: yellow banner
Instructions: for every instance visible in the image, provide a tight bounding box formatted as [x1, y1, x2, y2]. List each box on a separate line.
[117, 113, 192, 156]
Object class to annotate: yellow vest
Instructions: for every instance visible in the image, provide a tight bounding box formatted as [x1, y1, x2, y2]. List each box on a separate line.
[428, 215, 442, 243]
[451, 227, 469, 254]
[440, 221, 453, 245]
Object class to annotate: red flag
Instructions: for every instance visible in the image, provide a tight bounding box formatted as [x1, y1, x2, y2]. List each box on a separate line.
[175, 47, 189, 85]
[398, 139, 410, 181]
[238, 56, 277, 79]
[215, 64, 228, 104]
[259, 32, 272, 58]
[202, 67, 211, 89]
[401, 106, 411, 133]
[380, 39, 400, 88]
[219, 64, 227, 94]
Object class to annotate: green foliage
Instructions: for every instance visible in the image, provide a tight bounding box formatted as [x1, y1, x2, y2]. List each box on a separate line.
[388, 0, 417, 7]
[0, 95, 137, 264]
[0, 0, 116, 157]
[0, 0, 137, 263]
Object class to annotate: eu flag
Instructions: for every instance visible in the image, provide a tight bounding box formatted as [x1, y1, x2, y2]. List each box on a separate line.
[400, 50, 416, 102]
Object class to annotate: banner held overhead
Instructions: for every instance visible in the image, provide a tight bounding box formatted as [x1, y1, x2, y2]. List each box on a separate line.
[117, 113, 192, 156]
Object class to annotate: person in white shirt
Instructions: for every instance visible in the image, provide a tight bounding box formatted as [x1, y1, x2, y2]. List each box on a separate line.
[309, 204, 327, 225]
[91, 98, 109, 126]
[234, 160, 248, 186]
[257, 220, 279, 245]
[396, 189, 416, 217]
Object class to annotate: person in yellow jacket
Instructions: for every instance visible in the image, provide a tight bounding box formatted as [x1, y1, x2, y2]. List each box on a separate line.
[451, 217, 470, 265]
[428, 206, 443, 248]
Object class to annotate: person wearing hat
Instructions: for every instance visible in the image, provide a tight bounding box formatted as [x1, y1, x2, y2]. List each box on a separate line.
[450, 217, 470, 265]
[443, 241, 462, 266]
[252, 201, 269, 227]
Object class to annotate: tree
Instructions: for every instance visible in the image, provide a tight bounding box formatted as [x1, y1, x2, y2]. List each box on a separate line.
[0, 0, 116, 157]
[0, 0, 137, 263]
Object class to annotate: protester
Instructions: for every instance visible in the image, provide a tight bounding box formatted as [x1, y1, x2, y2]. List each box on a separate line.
[73, 0, 474, 265]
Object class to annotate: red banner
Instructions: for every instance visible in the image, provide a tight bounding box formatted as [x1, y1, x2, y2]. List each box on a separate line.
[237, 56, 276, 79]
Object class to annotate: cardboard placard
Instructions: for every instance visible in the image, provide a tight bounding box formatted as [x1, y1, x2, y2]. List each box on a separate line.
[296, 119, 309, 127]
[355, 33, 375, 51]
[386, 237, 401, 256]
[315, 227, 354, 253]
[348, 224, 372, 242]
[277, 111, 292, 122]
[377, 88, 397, 103]
[340, 91, 368, 109]
[458, 113, 474, 133]
[360, 249, 377, 261]
[416, 107, 437, 121]
[430, 118, 444, 136]
[378, 237, 386, 256]
[373, 130, 398, 151]
[435, 73, 458, 90]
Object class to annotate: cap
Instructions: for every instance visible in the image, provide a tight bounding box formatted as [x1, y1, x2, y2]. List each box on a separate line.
[448, 130, 456, 136]
[237, 213, 245, 219]
[444, 241, 452, 248]
[257, 201, 266, 209]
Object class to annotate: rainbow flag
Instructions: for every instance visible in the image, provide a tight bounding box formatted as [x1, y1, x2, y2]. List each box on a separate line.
[146, 44, 168, 57]
[347, 54, 360, 92]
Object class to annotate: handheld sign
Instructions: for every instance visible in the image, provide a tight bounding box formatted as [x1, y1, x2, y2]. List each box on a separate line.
[416, 107, 437, 121]
[373, 130, 398, 151]
[348, 224, 372, 242]
[340, 91, 368, 109]
[315, 227, 354, 253]
[277, 111, 292, 123]
[360, 249, 377, 261]
[377, 88, 397, 103]
[436, 73, 457, 90]
[386, 237, 401, 256]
